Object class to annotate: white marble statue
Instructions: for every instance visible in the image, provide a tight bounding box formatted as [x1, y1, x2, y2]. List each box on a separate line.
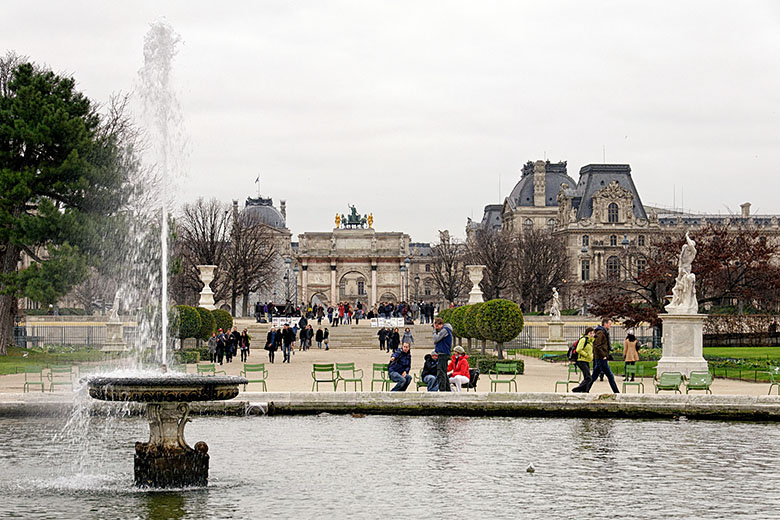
[665, 232, 698, 314]
[108, 292, 121, 322]
[549, 287, 561, 321]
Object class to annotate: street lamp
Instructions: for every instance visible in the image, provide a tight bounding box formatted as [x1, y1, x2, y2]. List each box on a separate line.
[581, 244, 589, 316]
[283, 257, 292, 314]
[404, 257, 410, 302]
[400, 265, 407, 302]
[293, 265, 299, 311]
[414, 274, 420, 301]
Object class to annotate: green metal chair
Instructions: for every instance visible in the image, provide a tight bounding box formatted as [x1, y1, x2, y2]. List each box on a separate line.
[685, 371, 713, 394]
[555, 363, 581, 392]
[48, 365, 74, 392]
[371, 363, 392, 391]
[489, 362, 518, 392]
[23, 366, 45, 393]
[336, 362, 363, 391]
[768, 367, 780, 395]
[311, 363, 338, 391]
[654, 371, 683, 394]
[240, 363, 269, 392]
[197, 363, 226, 376]
[622, 364, 645, 393]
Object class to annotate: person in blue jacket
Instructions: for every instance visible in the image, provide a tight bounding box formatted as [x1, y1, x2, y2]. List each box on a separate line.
[388, 342, 412, 391]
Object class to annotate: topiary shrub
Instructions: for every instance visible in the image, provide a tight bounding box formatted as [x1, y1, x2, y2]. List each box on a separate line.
[476, 299, 524, 359]
[450, 306, 469, 346]
[211, 308, 233, 333]
[171, 305, 201, 349]
[438, 308, 453, 324]
[174, 349, 200, 364]
[464, 302, 488, 354]
[195, 306, 216, 343]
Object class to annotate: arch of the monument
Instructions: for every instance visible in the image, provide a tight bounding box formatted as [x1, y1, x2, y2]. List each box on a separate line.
[338, 270, 370, 302]
[379, 291, 398, 303]
[310, 291, 329, 307]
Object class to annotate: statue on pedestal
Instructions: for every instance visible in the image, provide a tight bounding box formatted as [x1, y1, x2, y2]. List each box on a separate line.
[665, 232, 698, 314]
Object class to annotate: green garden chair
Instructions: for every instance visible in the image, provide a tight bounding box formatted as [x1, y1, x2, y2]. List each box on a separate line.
[23, 366, 45, 393]
[685, 371, 713, 394]
[622, 364, 645, 393]
[555, 363, 581, 392]
[336, 362, 363, 391]
[311, 363, 338, 391]
[197, 363, 226, 376]
[489, 362, 518, 392]
[48, 365, 74, 392]
[240, 363, 268, 392]
[768, 367, 780, 395]
[371, 363, 392, 391]
[654, 371, 683, 394]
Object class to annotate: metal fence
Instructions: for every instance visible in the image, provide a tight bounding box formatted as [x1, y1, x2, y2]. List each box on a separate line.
[503, 323, 656, 350]
[14, 325, 138, 349]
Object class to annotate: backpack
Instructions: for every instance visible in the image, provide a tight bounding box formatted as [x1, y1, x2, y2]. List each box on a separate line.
[567, 337, 581, 362]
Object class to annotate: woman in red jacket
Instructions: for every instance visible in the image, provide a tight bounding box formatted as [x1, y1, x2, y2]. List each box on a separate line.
[447, 346, 470, 392]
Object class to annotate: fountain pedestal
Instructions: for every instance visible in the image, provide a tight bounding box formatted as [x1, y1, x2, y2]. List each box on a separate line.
[656, 313, 709, 377]
[87, 375, 246, 488]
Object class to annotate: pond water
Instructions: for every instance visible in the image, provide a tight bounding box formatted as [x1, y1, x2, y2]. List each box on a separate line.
[0, 414, 777, 519]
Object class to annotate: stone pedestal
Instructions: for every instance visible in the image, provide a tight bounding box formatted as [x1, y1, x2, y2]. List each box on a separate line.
[656, 313, 708, 377]
[134, 402, 209, 488]
[542, 321, 569, 351]
[466, 265, 486, 304]
[101, 321, 127, 352]
[197, 265, 217, 310]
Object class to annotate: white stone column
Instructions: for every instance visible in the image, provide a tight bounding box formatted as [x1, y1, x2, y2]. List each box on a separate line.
[196, 265, 217, 310]
[371, 263, 377, 306]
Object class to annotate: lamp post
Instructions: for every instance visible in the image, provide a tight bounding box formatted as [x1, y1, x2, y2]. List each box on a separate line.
[414, 274, 420, 301]
[283, 257, 292, 314]
[400, 265, 407, 302]
[293, 265, 299, 312]
[404, 257, 410, 302]
[581, 244, 589, 316]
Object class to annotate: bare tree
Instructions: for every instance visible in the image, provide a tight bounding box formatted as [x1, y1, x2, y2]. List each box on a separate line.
[71, 269, 116, 314]
[509, 229, 569, 312]
[467, 227, 513, 300]
[430, 230, 469, 304]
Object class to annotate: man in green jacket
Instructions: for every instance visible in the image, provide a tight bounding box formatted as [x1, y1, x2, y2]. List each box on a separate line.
[571, 327, 595, 393]
[589, 318, 620, 393]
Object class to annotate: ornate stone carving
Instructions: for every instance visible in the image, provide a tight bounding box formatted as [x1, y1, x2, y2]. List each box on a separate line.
[592, 181, 635, 224]
[665, 232, 698, 314]
[549, 287, 561, 321]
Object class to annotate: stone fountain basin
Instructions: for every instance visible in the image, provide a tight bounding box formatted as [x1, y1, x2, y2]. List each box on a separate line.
[85, 375, 248, 403]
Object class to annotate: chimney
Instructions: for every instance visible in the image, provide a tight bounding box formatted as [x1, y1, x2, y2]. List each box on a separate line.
[533, 160, 546, 207]
[740, 202, 751, 218]
[280, 200, 287, 220]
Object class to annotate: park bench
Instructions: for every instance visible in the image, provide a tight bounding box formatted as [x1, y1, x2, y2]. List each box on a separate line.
[622, 364, 645, 393]
[371, 363, 392, 391]
[311, 363, 338, 391]
[555, 363, 581, 392]
[240, 363, 268, 392]
[654, 371, 683, 394]
[197, 363, 226, 376]
[767, 367, 780, 395]
[23, 366, 45, 393]
[488, 362, 518, 392]
[336, 362, 363, 391]
[48, 365, 74, 392]
[685, 371, 713, 394]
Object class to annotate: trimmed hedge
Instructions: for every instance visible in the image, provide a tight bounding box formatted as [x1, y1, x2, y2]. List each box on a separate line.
[450, 306, 469, 338]
[437, 307, 453, 324]
[463, 303, 485, 341]
[466, 352, 525, 375]
[476, 299, 524, 359]
[196, 306, 216, 341]
[174, 349, 200, 364]
[172, 305, 201, 342]
[212, 308, 233, 333]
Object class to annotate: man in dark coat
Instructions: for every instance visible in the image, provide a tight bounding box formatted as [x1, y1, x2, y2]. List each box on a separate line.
[388, 342, 412, 391]
[588, 318, 619, 393]
[377, 327, 387, 351]
[281, 324, 295, 363]
[216, 328, 227, 365]
[228, 326, 240, 363]
[421, 350, 440, 391]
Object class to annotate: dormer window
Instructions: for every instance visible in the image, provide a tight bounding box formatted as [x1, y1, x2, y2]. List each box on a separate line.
[608, 202, 619, 223]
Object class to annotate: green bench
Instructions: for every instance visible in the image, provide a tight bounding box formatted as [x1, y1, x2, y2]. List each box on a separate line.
[685, 371, 712, 394]
[240, 363, 268, 392]
[48, 365, 74, 392]
[622, 364, 645, 393]
[555, 364, 581, 392]
[488, 362, 518, 392]
[654, 371, 683, 394]
[371, 363, 392, 391]
[197, 363, 226, 376]
[311, 363, 338, 391]
[336, 362, 363, 391]
[24, 366, 45, 393]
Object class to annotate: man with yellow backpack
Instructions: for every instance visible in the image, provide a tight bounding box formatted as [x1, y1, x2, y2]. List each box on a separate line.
[570, 327, 595, 393]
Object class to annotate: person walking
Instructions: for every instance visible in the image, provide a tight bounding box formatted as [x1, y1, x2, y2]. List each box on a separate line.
[240, 329, 250, 362]
[389, 327, 401, 352]
[299, 325, 307, 351]
[281, 324, 295, 363]
[447, 346, 470, 392]
[377, 327, 387, 351]
[401, 327, 414, 347]
[323, 327, 330, 350]
[388, 342, 412, 391]
[216, 328, 227, 365]
[571, 327, 595, 393]
[265, 327, 277, 363]
[432, 317, 454, 392]
[589, 318, 619, 393]
[623, 333, 640, 381]
[229, 326, 241, 363]
[421, 350, 439, 391]
[315, 327, 324, 349]
[207, 332, 217, 363]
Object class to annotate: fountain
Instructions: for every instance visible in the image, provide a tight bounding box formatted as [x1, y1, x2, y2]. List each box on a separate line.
[82, 21, 247, 489]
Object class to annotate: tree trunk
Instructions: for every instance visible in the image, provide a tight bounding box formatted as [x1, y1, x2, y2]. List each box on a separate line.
[231, 289, 237, 317]
[0, 293, 16, 356]
[497, 341, 504, 360]
[481, 339, 486, 355]
[241, 290, 249, 318]
[467, 338, 472, 353]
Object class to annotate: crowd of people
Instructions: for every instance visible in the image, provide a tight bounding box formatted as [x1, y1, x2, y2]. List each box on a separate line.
[261, 317, 331, 364]
[254, 299, 440, 326]
[207, 326, 251, 364]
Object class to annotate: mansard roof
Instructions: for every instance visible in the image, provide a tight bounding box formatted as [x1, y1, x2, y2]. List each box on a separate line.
[507, 161, 576, 208]
[571, 164, 648, 221]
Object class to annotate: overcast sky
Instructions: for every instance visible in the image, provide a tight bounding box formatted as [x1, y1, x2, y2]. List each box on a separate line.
[5, 1, 780, 242]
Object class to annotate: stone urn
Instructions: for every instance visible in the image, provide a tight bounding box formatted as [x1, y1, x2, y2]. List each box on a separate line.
[466, 265, 486, 304]
[86, 374, 247, 488]
[197, 265, 217, 310]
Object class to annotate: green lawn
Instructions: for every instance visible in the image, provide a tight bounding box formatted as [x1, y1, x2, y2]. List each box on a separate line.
[703, 347, 780, 360]
[0, 346, 110, 375]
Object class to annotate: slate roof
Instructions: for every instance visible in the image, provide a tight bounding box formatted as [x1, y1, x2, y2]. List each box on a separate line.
[507, 161, 576, 208]
[570, 164, 648, 221]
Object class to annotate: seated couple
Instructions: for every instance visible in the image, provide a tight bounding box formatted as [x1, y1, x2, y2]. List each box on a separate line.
[420, 346, 470, 392]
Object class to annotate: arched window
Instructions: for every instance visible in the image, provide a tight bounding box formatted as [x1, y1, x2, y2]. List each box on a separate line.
[547, 218, 556, 230]
[610, 235, 617, 247]
[608, 203, 619, 223]
[425, 264, 431, 272]
[606, 256, 620, 280]
[523, 218, 533, 229]
[582, 235, 589, 247]
[637, 235, 645, 246]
